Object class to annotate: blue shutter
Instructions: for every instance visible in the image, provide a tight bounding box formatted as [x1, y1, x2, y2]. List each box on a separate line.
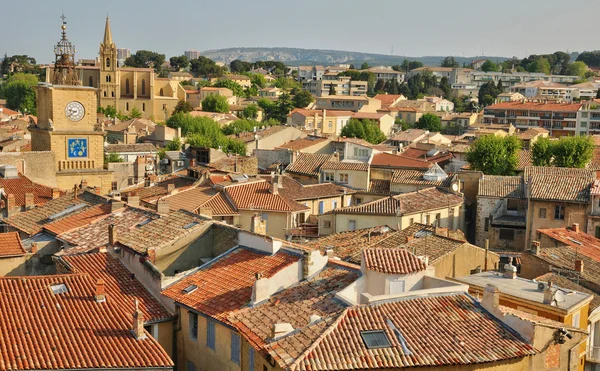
[231, 332, 240, 364]
[206, 320, 215, 350]
[249, 348, 255, 370]
[319, 201, 324, 214]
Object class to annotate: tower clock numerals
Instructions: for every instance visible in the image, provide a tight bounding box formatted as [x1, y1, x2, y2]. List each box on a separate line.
[65, 101, 85, 122]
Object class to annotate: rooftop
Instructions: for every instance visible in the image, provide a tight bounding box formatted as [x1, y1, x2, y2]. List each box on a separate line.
[391, 169, 454, 188]
[44, 203, 113, 235]
[0, 173, 63, 208]
[478, 176, 525, 198]
[276, 136, 329, 151]
[285, 153, 335, 178]
[321, 160, 369, 172]
[371, 153, 432, 170]
[0, 232, 26, 258]
[104, 143, 157, 153]
[224, 180, 309, 212]
[389, 129, 428, 142]
[363, 247, 426, 274]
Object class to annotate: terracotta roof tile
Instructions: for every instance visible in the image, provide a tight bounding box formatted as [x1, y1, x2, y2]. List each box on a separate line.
[59, 253, 173, 322]
[263, 176, 354, 201]
[325, 187, 463, 216]
[516, 149, 533, 170]
[121, 176, 197, 202]
[529, 174, 591, 202]
[371, 153, 432, 170]
[269, 294, 536, 370]
[225, 180, 309, 212]
[162, 247, 300, 324]
[203, 192, 239, 216]
[0, 274, 173, 370]
[276, 136, 329, 151]
[389, 129, 428, 142]
[391, 169, 454, 187]
[0, 232, 26, 257]
[285, 153, 334, 178]
[478, 176, 525, 198]
[160, 186, 218, 212]
[368, 179, 391, 194]
[363, 247, 426, 274]
[321, 160, 368, 171]
[44, 203, 112, 235]
[0, 173, 63, 208]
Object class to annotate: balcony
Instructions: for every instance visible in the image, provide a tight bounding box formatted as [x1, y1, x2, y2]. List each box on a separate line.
[588, 346, 600, 363]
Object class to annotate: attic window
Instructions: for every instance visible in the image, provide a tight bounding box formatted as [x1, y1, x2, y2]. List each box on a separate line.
[183, 222, 199, 230]
[136, 219, 152, 228]
[50, 283, 68, 295]
[360, 330, 391, 349]
[182, 284, 198, 294]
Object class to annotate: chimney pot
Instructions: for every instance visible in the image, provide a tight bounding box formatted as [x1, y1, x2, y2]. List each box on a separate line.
[132, 300, 146, 340]
[108, 224, 117, 247]
[482, 284, 500, 311]
[572, 223, 580, 233]
[95, 279, 106, 303]
[575, 259, 584, 274]
[167, 183, 175, 193]
[52, 188, 60, 199]
[503, 263, 517, 279]
[24, 193, 34, 210]
[543, 281, 554, 305]
[530, 240, 540, 255]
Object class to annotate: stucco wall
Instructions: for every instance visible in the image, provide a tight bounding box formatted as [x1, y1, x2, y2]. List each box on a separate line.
[433, 244, 500, 279]
[238, 210, 290, 240]
[0, 151, 57, 187]
[527, 200, 589, 247]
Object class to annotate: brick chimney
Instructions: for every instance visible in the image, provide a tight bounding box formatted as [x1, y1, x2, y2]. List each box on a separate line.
[572, 223, 580, 233]
[6, 194, 15, 216]
[575, 259, 584, 274]
[52, 188, 60, 199]
[127, 196, 140, 208]
[530, 241, 540, 255]
[132, 300, 146, 340]
[157, 199, 170, 214]
[108, 224, 118, 246]
[95, 279, 106, 303]
[167, 183, 175, 193]
[73, 184, 79, 200]
[250, 213, 267, 235]
[24, 193, 34, 210]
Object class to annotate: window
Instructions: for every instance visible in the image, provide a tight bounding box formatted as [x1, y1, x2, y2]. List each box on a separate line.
[425, 214, 431, 225]
[106, 57, 110, 68]
[554, 205, 565, 220]
[141, 79, 146, 96]
[206, 320, 215, 350]
[323, 220, 331, 228]
[88, 76, 93, 87]
[435, 213, 441, 226]
[160, 88, 164, 96]
[328, 120, 333, 129]
[103, 91, 107, 97]
[249, 348, 255, 371]
[230, 332, 241, 364]
[539, 208, 546, 219]
[125, 79, 130, 95]
[348, 220, 356, 231]
[507, 199, 519, 211]
[50, 283, 68, 295]
[324, 172, 334, 182]
[596, 226, 600, 239]
[111, 181, 118, 191]
[189, 312, 198, 341]
[111, 91, 115, 97]
[261, 213, 269, 230]
[126, 102, 129, 111]
[572, 312, 581, 328]
[332, 200, 338, 209]
[339, 173, 349, 183]
[263, 366, 268, 371]
[142, 103, 145, 112]
[484, 217, 490, 232]
[106, 75, 111, 83]
[318, 201, 324, 214]
[355, 198, 362, 205]
[360, 331, 391, 349]
[186, 361, 196, 371]
[499, 228, 515, 241]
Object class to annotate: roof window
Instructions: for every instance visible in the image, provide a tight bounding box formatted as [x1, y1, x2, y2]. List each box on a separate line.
[360, 330, 391, 349]
[182, 284, 198, 294]
[50, 283, 68, 295]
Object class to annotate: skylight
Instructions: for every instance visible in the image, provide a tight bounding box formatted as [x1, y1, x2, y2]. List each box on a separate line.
[47, 203, 87, 221]
[183, 222, 199, 230]
[50, 283, 68, 295]
[182, 284, 198, 294]
[136, 219, 152, 228]
[568, 238, 583, 246]
[360, 330, 391, 349]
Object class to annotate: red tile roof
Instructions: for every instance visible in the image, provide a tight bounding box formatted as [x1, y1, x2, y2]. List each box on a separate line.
[44, 203, 112, 235]
[268, 294, 536, 370]
[225, 180, 309, 212]
[363, 247, 426, 274]
[286, 153, 334, 178]
[162, 247, 300, 324]
[276, 136, 329, 151]
[391, 169, 454, 188]
[0, 173, 63, 208]
[203, 192, 239, 216]
[263, 175, 354, 201]
[0, 274, 173, 370]
[478, 176, 525, 198]
[59, 253, 173, 323]
[485, 101, 582, 112]
[538, 227, 600, 259]
[321, 160, 369, 171]
[0, 232, 26, 257]
[371, 153, 432, 170]
[373, 94, 404, 109]
[368, 179, 391, 194]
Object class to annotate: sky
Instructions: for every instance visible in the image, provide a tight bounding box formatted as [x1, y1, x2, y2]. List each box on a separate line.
[2, 0, 600, 64]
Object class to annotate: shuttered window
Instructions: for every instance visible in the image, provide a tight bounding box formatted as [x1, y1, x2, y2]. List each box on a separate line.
[231, 332, 240, 364]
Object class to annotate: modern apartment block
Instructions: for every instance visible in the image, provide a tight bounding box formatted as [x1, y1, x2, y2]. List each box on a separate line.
[303, 74, 368, 97]
[184, 49, 201, 60]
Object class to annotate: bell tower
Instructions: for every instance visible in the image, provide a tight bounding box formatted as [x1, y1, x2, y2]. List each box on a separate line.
[99, 16, 118, 110]
[51, 13, 80, 86]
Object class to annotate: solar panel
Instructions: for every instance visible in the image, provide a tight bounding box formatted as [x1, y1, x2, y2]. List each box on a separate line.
[50, 283, 68, 295]
[360, 330, 391, 349]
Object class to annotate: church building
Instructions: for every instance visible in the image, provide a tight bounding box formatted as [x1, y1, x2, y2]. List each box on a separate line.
[47, 17, 186, 121]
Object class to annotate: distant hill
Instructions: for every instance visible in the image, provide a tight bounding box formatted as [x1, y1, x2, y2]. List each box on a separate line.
[200, 47, 508, 67]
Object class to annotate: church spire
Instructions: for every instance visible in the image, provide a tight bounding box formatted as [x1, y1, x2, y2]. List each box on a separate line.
[103, 16, 113, 46]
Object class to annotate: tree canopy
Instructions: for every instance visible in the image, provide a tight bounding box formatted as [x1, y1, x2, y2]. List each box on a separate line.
[478, 81, 501, 106]
[125, 50, 165, 72]
[201, 94, 230, 113]
[441, 56, 459, 68]
[190, 56, 225, 77]
[566, 61, 588, 77]
[466, 135, 521, 175]
[577, 51, 600, 68]
[173, 100, 193, 115]
[2, 73, 38, 114]
[214, 79, 245, 97]
[393, 60, 423, 72]
[258, 94, 294, 123]
[169, 55, 189, 71]
[340, 118, 386, 144]
[292, 90, 314, 108]
[481, 60, 499, 72]
[414, 113, 442, 132]
[532, 136, 594, 168]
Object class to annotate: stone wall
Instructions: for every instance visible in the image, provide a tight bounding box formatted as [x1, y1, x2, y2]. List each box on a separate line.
[254, 149, 293, 170]
[0, 151, 57, 187]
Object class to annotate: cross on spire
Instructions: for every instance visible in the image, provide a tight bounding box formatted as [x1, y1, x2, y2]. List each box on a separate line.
[60, 12, 66, 24]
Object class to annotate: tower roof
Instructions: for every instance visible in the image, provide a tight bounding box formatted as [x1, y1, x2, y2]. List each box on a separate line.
[103, 16, 113, 45]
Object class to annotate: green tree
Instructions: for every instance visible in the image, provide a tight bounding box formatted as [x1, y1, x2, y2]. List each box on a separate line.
[414, 113, 442, 132]
[201, 94, 230, 113]
[169, 55, 189, 71]
[173, 100, 193, 115]
[531, 136, 553, 166]
[292, 90, 314, 108]
[439, 76, 452, 98]
[214, 79, 245, 97]
[165, 137, 182, 151]
[250, 74, 266, 88]
[328, 84, 336, 95]
[125, 50, 165, 73]
[190, 56, 225, 77]
[395, 60, 423, 72]
[481, 94, 494, 106]
[526, 57, 551, 74]
[340, 118, 386, 144]
[222, 119, 260, 135]
[1, 53, 9, 76]
[481, 60, 499, 72]
[395, 118, 411, 131]
[441, 56, 459, 68]
[273, 77, 301, 90]
[577, 51, 600, 68]
[566, 61, 588, 77]
[104, 152, 124, 163]
[99, 105, 118, 118]
[478, 81, 500, 106]
[497, 79, 504, 92]
[241, 104, 259, 120]
[2, 73, 38, 114]
[229, 59, 252, 73]
[466, 135, 521, 175]
[129, 107, 142, 119]
[360, 62, 369, 70]
[532, 135, 594, 168]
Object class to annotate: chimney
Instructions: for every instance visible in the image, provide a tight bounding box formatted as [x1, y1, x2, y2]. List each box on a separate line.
[190, 158, 196, 167]
[250, 213, 267, 235]
[326, 247, 335, 258]
[572, 223, 580, 233]
[31, 242, 38, 254]
[132, 300, 146, 340]
[111, 200, 125, 212]
[481, 284, 500, 311]
[24, 193, 34, 210]
[543, 281, 554, 305]
[73, 184, 79, 200]
[575, 259, 584, 274]
[52, 188, 60, 199]
[271, 179, 279, 195]
[95, 279, 106, 303]
[503, 262, 517, 279]
[127, 196, 140, 208]
[251, 273, 270, 304]
[271, 323, 294, 340]
[167, 183, 175, 193]
[6, 194, 15, 216]
[530, 241, 540, 255]
[108, 224, 118, 246]
[484, 239, 489, 271]
[199, 206, 213, 218]
[157, 199, 170, 214]
[80, 179, 88, 189]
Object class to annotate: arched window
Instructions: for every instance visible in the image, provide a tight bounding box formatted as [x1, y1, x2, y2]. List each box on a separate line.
[142, 103, 145, 111]
[141, 79, 146, 96]
[125, 79, 130, 95]
[126, 103, 129, 111]
[106, 58, 110, 68]
[103, 91, 107, 97]
[88, 76, 93, 87]
[106, 75, 111, 83]
[111, 91, 115, 97]
[159, 88, 164, 96]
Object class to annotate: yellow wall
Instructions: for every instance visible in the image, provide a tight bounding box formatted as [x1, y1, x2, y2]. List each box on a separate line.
[527, 201, 589, 246]
[238, 210, 292, 240]
[0, 255, 32, 276]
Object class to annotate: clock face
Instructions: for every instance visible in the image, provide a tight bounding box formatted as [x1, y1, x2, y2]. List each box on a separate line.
[65, 101, 85, 122]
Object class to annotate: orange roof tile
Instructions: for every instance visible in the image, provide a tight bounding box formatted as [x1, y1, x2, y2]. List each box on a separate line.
[225, 180, 309, 212]
[371, 153, 432, 170]
[0, 274, 173, 370]
[44, 203, 112, 235]
[0, 232, 26, 257]
[286, 153, 335, 177]
[363, 247, 426, 274]
[162, 247, 300, 323]
[0, 173, 63, 208]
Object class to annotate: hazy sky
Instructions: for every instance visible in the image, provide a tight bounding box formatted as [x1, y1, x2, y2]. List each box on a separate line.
[3, 0, 599, 63]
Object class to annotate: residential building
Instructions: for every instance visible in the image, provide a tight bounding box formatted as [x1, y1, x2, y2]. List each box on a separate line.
[386, 128, 429, 147]
[0, 232, 31, 275]
[104, 118, 156, 144]
[418, 96, 455, 111]
[365, 66, 404, 82]
[318, 187, 464, 235]
[286, 108, 353, 135]
[518, 127, 549, 149]
[320, 157, 371, 190]
[184, 49, 201, 60]
[351, 112, 395, 135]
[0, 165, 62, 217]
[297, 65, 325, 81]
[258, 87, 282, 98]
[275, 135, 332, 154]
[116, 47, 130, 65]
[498, 91, 526, 102]
[285, 153, 335, 184]
[315, 95, 381, 112]
[303, 74, 368, 97]
[199, 87, 236, 106]
[390, 165, 458, 193]
[373, 93, 407, 109]
[221, 74, 252, 88]
[229, 125, 306, 154]
[185, 89, 201, 108]
[571, 81, 600, 100]
[510, 80, 575, 101]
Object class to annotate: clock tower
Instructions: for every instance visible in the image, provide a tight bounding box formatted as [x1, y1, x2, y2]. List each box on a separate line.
[31, 17, 112, 193]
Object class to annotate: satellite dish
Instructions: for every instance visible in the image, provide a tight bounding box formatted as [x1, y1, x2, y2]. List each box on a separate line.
[537, 282, 545, 291]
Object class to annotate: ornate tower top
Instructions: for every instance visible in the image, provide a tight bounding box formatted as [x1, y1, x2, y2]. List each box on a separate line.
[103, 16, 113, 46]
[52, 13, 80, 86]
